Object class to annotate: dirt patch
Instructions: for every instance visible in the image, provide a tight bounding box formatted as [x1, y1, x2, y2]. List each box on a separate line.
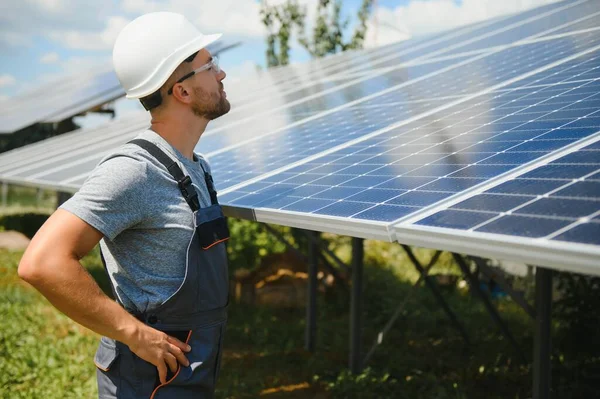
[0, 231, 30, 250]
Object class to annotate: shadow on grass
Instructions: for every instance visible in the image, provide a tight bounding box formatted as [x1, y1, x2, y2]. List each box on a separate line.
[215, 261, 537, 399]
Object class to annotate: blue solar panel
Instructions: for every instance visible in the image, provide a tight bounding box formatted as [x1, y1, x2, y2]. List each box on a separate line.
[416, 140, 600, 244]
[200, 33, 600, 187]
[508, 49, 600, 87]
[538, 9, 600, 37]
[395, 0, 585, 61]
[198, 55, 475, 154]
[218, 54, 600, 225]
[426, 0, 600, 57]
[0, 68, 123, 134]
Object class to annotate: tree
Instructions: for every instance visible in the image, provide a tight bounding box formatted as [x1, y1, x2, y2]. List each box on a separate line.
[260, 1, 306, 68]
[260, 0, 374, 67]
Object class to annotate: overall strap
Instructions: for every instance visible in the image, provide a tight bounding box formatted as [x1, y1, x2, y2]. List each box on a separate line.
[128, 139, 202, 211]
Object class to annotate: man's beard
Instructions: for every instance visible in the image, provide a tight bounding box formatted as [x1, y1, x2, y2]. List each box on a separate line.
[191, 86, 231, 120]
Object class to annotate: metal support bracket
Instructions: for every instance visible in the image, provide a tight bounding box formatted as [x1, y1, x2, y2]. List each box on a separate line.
[404, 246, 472, 346]
[453, 253, 527, 363]
[471, 256, 536, 319]
[306, 230, 318, 352]
[363, 249, 448, 365]
[350, 237, 364, 374]
[533, 267, 552, 399]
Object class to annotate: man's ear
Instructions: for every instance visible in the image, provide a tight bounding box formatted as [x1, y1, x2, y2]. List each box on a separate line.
[172, 84, 192, 104]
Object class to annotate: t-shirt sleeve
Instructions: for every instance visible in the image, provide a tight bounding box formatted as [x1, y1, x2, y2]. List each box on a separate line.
[59, 155, 149, 241]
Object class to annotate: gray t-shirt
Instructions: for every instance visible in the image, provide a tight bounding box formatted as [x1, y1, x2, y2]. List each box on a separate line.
[60, 129, 214, 314]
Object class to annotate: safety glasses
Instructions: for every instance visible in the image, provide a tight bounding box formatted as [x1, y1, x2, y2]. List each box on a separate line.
[167, 56, 221, 95]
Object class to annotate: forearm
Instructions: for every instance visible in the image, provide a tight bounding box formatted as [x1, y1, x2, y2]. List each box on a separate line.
[19, 255, 142, 346]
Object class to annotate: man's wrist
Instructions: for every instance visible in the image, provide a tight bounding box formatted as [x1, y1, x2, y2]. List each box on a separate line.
[114, 316, 144, 347]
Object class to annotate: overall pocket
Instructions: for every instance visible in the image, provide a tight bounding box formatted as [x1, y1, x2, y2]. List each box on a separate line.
[95, 337, 121, 398]
[195, 205, 230, 250]
[151, 323, 225, 399]
[94, 336, 120, 371]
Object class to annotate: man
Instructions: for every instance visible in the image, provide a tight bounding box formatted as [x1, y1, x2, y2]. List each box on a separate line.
[18, 12, 231, 398]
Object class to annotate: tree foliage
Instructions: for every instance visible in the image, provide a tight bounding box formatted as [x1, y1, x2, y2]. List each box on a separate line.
[260, 0, 374, 67]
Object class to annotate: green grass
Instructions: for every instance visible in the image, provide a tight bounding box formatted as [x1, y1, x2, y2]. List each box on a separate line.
[0, 250, 98, 398]
[0, 247, 539, 399]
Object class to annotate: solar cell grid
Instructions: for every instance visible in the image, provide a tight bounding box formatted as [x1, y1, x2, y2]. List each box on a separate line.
[218, 62, 600, 225]
[507, 50, 600, 87]
[540, 10, 600, 36]
[424, 0, 600, 57]
[0, 68, 122, 134]
[415, 139, 600, 245]
[404, 0, 584, 62]
[208, 28, 600, 157]
[202, 32, 600, 179]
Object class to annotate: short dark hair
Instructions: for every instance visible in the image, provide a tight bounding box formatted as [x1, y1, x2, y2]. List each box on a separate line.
[139, 50, 200, 110]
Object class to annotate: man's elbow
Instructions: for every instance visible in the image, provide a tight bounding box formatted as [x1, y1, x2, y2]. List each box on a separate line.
[18, 254, 41, 285]
[18, 248, 52, 286]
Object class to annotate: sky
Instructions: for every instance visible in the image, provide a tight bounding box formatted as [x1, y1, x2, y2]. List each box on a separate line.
[0, 0, 560, 122]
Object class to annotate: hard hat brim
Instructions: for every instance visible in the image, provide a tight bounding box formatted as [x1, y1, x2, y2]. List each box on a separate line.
[126, 33, 223, 99]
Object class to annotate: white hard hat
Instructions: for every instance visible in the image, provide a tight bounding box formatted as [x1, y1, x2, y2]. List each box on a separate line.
[113, 12, 221, 99]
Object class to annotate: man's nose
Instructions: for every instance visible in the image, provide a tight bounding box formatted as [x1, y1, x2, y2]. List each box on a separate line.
[218, 69, 226, 81]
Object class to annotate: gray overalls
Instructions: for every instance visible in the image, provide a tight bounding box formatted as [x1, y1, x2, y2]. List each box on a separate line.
[94, 139, 230, 398]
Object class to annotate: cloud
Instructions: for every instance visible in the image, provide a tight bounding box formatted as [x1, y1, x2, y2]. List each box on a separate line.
[28, 0, 69, 13]
[0, 0, 319, 55]
[121, 0, 264, 36]
[120, 0, 320, 38]
[48, 16, 131, 51]
[0, 1, 115, 51]
[364, 0, 561, 47]
[40, 52, 60, 64]
[0, 74, 16, 87]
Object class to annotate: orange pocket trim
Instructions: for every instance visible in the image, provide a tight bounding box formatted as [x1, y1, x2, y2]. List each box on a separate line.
[202, 237, 230, 250]
[94, 361, 110, 372]
[149, 330, 193, 399]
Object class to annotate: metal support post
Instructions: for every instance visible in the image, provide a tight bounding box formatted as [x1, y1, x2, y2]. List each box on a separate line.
[305, 230, 318, 352]
[350, 237, 364, 374]
[533, 267, 552, 399]
[1, 182, 7, 209]
[36, 188, 44, 208]
[404, 246, 471, 346]
[304, 230, 351, 274]
[363, 249, 444, 365]
[453, 253, 526, 362]
[471, 256, 535, 319]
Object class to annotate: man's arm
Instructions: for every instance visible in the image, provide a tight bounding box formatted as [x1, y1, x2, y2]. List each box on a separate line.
[18, 209, 190, 384]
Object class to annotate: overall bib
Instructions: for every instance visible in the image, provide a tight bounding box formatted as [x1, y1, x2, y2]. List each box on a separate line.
[94, 139, 230, 399]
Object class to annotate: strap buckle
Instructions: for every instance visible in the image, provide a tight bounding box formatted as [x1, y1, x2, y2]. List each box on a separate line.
[178, 175, 193, 195]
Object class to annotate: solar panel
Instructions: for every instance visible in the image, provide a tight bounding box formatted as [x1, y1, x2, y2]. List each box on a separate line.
[413, 139, 599, 238]
[392, 136, 600, 275]
[424, 0, 600, 58]
[204, 31, 600, 189]
[0, 67, 123, 134]
[218, 76, 599, 222]
[0, 52, 482, 186]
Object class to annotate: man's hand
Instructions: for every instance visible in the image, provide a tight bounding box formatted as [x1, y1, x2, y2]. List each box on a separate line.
[126, 326, 192, 385]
